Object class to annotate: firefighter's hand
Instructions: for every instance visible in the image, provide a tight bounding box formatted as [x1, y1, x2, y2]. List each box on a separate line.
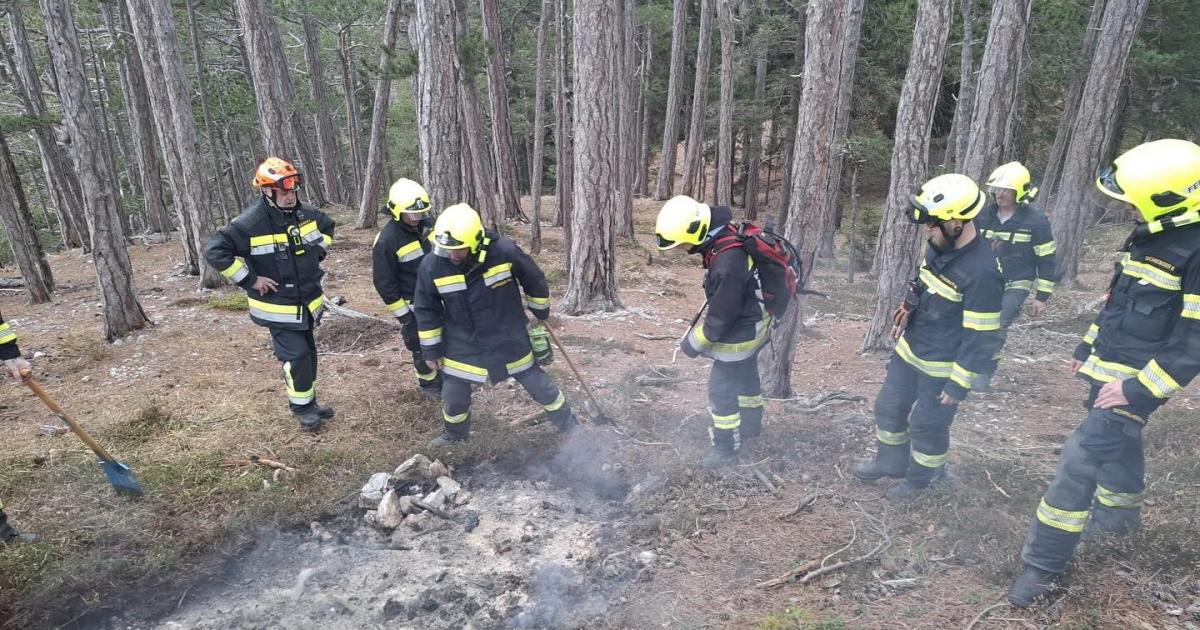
[890, 304, 910, 340]
[1029, 300, 1047, 317]
[939, 391, 960, 406]
[1094, 378, 1130, 410]
[426, 358, 443, 371]
[252, 276, 279, 294]
[1069, 359, 1083, 376]
[5, 358, 31, 384]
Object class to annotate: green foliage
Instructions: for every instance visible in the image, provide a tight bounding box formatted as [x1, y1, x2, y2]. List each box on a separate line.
[758, 608, 845, 630]
[205, 293, 248, 311]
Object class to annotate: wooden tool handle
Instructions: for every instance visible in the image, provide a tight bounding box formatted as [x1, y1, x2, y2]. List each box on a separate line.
[543, 324, 602, 410]
[23, 371, 116, 462]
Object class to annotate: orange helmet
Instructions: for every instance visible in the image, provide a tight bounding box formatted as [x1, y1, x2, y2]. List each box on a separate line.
[253, 157, 302, 191]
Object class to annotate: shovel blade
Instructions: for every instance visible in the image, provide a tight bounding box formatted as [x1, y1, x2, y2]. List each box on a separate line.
[99, 460, 144, 497]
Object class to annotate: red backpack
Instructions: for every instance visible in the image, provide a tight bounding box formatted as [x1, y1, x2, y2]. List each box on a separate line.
[705, 222, 803, 317]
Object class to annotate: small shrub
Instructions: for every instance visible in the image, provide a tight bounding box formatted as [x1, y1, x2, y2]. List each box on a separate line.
[205, 293, 248, 311]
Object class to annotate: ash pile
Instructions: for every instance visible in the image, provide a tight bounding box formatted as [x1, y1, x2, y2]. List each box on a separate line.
[359, 454, 477, 533]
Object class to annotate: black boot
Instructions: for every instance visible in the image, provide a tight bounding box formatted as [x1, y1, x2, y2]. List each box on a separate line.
[700, 427, 740, 469]
[314, 404, 335, 419]
[550, 411, 579, 434]
[0, 511, 37, 544]
[699, 446, 738, 469]
[1007, 565, 1061, 607]
[853, 443, 908, 481]
[429, 430, 468, 448]
[740, 411, 763, 441]
[295, 409, 323, 432]
[419, 384, 443, 401]
[885, 465, 946, 502]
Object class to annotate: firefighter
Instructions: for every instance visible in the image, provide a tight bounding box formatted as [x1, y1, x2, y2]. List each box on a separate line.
[204, 158, 337, 432]
[413, 203, 575, 447]
[654, 195, 770, 469]
[0, 311, 37, 543]
[853, 174, 1004, 500]
[1008, 139, 1200, 607]
[974, 161, 1058, 391]
[372, 178, 442, 399]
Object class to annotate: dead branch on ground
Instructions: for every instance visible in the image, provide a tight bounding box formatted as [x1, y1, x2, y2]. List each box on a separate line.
[777, 492, 819, 519]
[222, 455, 297, 472]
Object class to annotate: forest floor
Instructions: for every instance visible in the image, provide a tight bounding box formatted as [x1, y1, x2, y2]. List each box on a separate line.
[0, 200, 1198, 629]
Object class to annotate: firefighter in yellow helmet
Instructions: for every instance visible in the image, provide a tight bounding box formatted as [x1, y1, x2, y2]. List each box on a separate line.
[372, 179, 442, 399]
[0, 310, 36, 543]
[854, 174, 1004, 500]
[1009, 139, 1200, 607]
[204, 158, 337, 432]
[412, 203, 575, 447]
[973, 161, 1058, 391]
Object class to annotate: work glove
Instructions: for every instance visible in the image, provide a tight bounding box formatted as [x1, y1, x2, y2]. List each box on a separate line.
[396, 312, 415, 326]
[679, 337, 700, 359]
[529, 323, 553, 366]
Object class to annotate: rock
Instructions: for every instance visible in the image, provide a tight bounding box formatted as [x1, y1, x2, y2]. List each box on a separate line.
[309, 521, 335, 543]
[81, 375, 91, 383]
[360, 472, 393, 508]
[423, 488, 447, 510]
[436, 476, 461, 499]
[453, 490, 473, 507]
[376, 490, 407, 529]
[404, 512, 429, 531]
[393, 454, 432, 481]
[637, 551, 658, 567]
[396, 495, 416, 515]
[429, 459, 450, 479]
[364, 510, 379, 527]
[32, 351, 45, 359]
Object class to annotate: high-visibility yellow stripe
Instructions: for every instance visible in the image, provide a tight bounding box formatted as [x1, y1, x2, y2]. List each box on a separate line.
[249, 233, 288, 247]
[1183, 294, 1200, 320]
[710, 410, 741, 430]
[483, 262, 514, 285]
[963, 310, 1001, 331]
[396, 241, 424, 262]
[418, 327, 443, 347]
[894, 336, 952, 379]
[220, 259, 249, 282]
[0, 321, 16, 345]
[442, 358, 488, 383]
[525, 295, 550, 311]
[1078, 355, 1140, 383]
[283, 361, 315, 405]
[417, 370, 438, 382]
[689, 313, 773, 362]
[308, 295, 326, 315]
[322, 234, 333, 247]
[1095, 485, 1144, 509]
[387, 298, 411, 316]
[919, 267, 963, 302]
[1121, 254, 1182, 291]
[950, 363, 978, 390]
[1082, 323, 1099, 345]
[1147, 210, 1200, 233]
[1137, 359, 1182, 399]
[1034, 241, 1057, 257]
[247, 298, 300, 314]
[435, 274, 466, 287]
[543, 391, 566, 412]
[1036, 498, 1088, 533]
[443, 410, 469, 424]
[1036, 278, 1055, 293]
[506, 352, 535, 374]
[912, 449, 947, 468]
[738, 394, 764, 409]
[876, 428, 909, 446]
[1005, 279, 1034, 292]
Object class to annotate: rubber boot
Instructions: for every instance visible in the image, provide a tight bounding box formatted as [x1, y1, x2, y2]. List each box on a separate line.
[428, 430, 468, 448]
[853, 443, 908, 481]
[1083, 508, 1141, 540]
[1007, 565, 1062, 607]
[885, 466, 946, 502]
[419, 384, 443, 401]
[0, 511, 37, 544]
[550, 410, 579, 434]
[295, 409, 323, 432]
[700, 427, 740, 469]
[314, 404, 335, 420]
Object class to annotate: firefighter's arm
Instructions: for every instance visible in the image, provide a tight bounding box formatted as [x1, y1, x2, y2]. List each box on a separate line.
[372, 232, 412, 322]
[686, 258, 743, 354]
[944, 273, 1005, 401]
[316, 210, 336, 248]
[412, 262, 446, 362]
[1122, 266, 1200, 407]
[204, 224, 257, 289]
[510, 242, 551, 320]
[1032, 219, 1057, 302]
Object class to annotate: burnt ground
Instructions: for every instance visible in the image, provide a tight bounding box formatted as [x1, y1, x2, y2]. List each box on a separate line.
[0, 201, 1198, 629]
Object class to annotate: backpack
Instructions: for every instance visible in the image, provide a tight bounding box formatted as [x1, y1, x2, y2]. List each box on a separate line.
[706, 222, 803, 317]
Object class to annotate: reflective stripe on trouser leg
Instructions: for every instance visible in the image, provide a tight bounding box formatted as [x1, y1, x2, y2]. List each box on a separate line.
[271, 327, 317, 412]
[513, 367, 572, 427]
[1089, 426, 1146, 536]
[735, 352, 763, 438]
[709, 358, 748, 451]
[440, 375, 473, 437]
[1021, 424, 1098, 573]
[402, 318, 441, 388]
[873, 357, 918, 463]
[905, 371, 957, 486]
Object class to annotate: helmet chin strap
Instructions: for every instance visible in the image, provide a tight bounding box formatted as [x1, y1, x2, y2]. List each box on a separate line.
[937, 221, 964, 243]
[264, 189, 298, 212]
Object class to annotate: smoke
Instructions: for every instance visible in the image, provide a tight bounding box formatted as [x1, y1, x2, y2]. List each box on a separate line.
[524, 426, 630, 502]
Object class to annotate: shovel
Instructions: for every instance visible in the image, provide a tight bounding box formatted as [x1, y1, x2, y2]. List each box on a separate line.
[23, 372, 144, 496]
[542, 323, 614, 424]
[672, 299, 709, 364]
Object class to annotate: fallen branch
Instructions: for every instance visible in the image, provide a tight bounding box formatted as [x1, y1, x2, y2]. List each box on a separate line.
[222, 455, 297, 473]
[750, 464, 780, 496]
[963, 602, 1009, 630]
[777, 493, 819, 520]
[765, 390, 866, 413]
[412, 498, 457, 522]
[756, 559, 821, 588]
[634, 333, 677, 341]
[509, 411, 547, 426]
[325, 297, 386, 322]
[633, 375, 686, 387]
[985, 468, 1012, 499]
[800, 528, 889, 584]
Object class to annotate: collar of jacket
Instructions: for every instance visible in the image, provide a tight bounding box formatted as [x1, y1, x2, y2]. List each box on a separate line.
[1125, 209, 1200, 249]
[926, 228, 983, 267]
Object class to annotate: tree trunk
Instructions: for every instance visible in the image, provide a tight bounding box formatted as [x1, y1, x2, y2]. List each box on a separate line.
[101, 0, 173, 236]
[774, 30, 804, 225]
[553, 0, 574, 242]
[411, 0, 465, 212]
[530, 0, 551, 253]
[944, 0, 975, 169]
[1049, 0, 1149, 284]
[680, 0, 713, 200]
[40, 0, 148, 339]
[861, 0, 954, 353]
[715, 0, 736, 208]
[4, 7, 88, 250]
[562, 0, 621, 314]
[635, 26, 653, 198]
[1041, 0, 1107, 200]
[84, 27, 125, 218]
[338, 25, 365, 198]
[959, 0, 1030, 183]
[818, 0, 866, 258]
[302, 16, 347, 206]
[263, 14, 326, 208]
[183, 0, 232, 224]
[235, 0, 298, 160]
[653, 0, 688, 201]
[758, 0, 861, 397]
[0, 131, 53, 302]
[480, 0, 525, 221]
[355, 0, 404, 228]
[745, 56, 767, 219]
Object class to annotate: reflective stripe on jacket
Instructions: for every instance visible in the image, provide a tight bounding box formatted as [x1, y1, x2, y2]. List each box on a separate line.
[975, 202, 1058, 301]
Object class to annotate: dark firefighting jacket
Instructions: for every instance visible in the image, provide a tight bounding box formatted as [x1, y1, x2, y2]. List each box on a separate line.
[372, 215, 433, 321]
[412, 232, 550, 383]
[897, 233, 1005, 400]
[976, 202, 1058, 302]
[0, 311, 19, 361]
[204, 197, 335, 331]
[1073, 211, 1200, 414]
[684, 212, 771, 362]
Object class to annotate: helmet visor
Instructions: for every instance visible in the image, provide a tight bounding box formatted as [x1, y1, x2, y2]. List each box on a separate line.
[907, 200, 939, 226]
[392, 197, 431, 214]
[435, 230, 468, 249]
[266, 173, 303, 192]
[1097, 165, 1124, 196]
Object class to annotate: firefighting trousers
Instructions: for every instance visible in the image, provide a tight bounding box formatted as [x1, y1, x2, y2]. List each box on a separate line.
[400, 317, 441, 391]
[982, 288, 1030, 379]
[440, 366, 573, 437]
[872, 356, 959, 486]
[1020, 387, 1150, 574]
[707, 352, 764, 452]
[270, 326, 319, 414]
[0, 500, 16, 541]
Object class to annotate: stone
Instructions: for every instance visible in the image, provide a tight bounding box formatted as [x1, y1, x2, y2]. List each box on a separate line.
[360, 472, 393, 508]
[453, 491, 473, 507]
[376, 490, 406, 529]
[423, 488, 447, 511]
[637, 551, 658, 566]
[429, 459, 451, 479]
[393, 454, 433, 481]
[404, 512, 429, 531]
[436, 476, 461, 499]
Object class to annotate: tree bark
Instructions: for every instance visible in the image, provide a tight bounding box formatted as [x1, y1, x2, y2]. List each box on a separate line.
[530, 0, 551, 253]
[612, 0, 637, 240]
[635, 26, 653, 198]
[553, 0, 574, 242]
[774, 28, 804, 225]
[236, 0, 299, 160]
[715, 0, 736, 208]
[264, 13, 326, 208]
[1040, 0, 1107, 200]
[944, 0, 975, 169]
[338, 25, 365, 197]
[4, 7, 88, 250]
[959, 0, 1031, 183]
[680, 0, 713, 200]
[302, 15, 347, 206]
[0, 131, 53, 302]
[563, 0, 621, 314]
[861, 0, 954, 353]
[40, 0, 148, 338]
[480, 0, 525, 221]
[1049, 0, 1149, 284]
[653, 0, 688, 201]
[745, 56, 767, 219]
[355, 0, 404, 228]
[818, 0, 866, 258]
[411, 0, 465, 212]
[759, 0, 861, 397]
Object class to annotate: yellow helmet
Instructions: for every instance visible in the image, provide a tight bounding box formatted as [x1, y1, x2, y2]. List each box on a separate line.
[655, 195, 712, 250]
[986, 161, 1036, 202]
[1097, 139, 1200, 222]
[432, 203, 484, 251]
[908, 173, 985, 224]
[387, 178, 431, 220]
